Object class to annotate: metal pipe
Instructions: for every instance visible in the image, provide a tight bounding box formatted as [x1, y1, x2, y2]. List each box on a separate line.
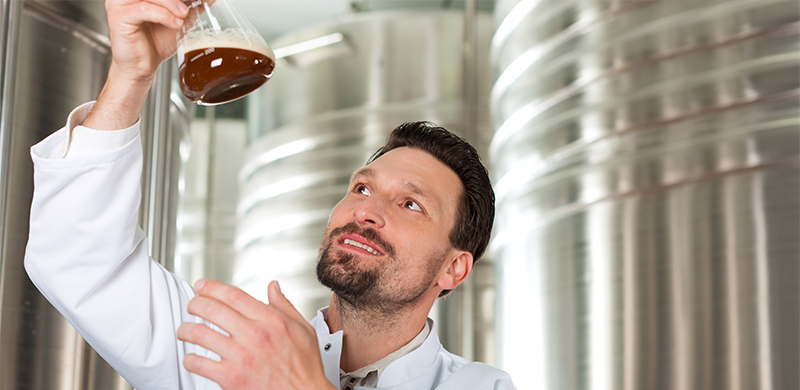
[203, 105, 217, 279]
[0, 1, 27, 387]
[463, 0, 477, 144]
[456, 0, 478, 363]
[0, 0, 21, 282]
[140, 63, 176, 266]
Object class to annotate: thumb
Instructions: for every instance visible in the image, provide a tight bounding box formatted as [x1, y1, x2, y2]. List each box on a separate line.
[268, 280, 305, 323]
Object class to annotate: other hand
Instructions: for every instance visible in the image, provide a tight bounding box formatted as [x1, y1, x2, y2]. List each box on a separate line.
[177, 280, 336, 390]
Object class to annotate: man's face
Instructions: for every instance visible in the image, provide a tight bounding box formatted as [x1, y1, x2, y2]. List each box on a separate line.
[316, 147, 464, 312]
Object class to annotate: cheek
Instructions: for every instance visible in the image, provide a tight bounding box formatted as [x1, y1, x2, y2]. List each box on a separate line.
[328, 198, 351, 223]
[391, 228, 441, 263]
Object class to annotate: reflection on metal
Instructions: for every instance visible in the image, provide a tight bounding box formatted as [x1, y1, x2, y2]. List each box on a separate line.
[490, 0, 799, 389]
[0, 1, 129, 389]
[273, 32, 345, 59]
[22, 0, 110, 53]
[140, 59, 193, 271]
[173, 109, 247, 287]
[458, 0, 477, 362]
[240, 10, 494, 359]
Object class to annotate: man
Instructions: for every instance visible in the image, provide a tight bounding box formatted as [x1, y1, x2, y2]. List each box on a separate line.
[23, 0, 515, 389]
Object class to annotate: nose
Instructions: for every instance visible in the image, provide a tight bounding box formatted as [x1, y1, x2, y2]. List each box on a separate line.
[353, 197, 385, 228]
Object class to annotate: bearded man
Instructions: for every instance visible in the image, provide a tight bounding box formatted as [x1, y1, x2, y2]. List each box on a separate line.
[24, 0, 516, 389]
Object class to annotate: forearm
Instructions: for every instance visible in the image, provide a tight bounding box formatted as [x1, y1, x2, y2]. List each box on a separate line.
[83, 61, 155, 130]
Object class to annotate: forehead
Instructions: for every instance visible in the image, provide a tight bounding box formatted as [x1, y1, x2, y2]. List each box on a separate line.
[354, 147, 463, 210]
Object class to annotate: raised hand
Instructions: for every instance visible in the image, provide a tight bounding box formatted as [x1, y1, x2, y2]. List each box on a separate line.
[84, 0, 188, 130]
[105, 0, 188, 82]
[177, 280, 337, 390]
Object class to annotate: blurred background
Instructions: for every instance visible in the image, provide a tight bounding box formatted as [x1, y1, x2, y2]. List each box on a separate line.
[0, 0, 798, 389]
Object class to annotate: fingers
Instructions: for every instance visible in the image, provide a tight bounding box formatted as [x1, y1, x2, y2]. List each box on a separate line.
[187, 294, 253, 337]
[108, 0, 189, 30]
[193, 279, 270, 322]
[143, 0, 190, 19]
[114, 0, 189, 18]
[183, 353, 226, 381]
[178, 322, 236, 358]
[267, 281, 307, 325]
[115, 1, 184, 29]
[183, 280, 329, 389]
[174, 0, 190, 16]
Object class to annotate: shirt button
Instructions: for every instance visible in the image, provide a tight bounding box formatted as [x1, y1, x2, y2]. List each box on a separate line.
[324, 343, 332, 351]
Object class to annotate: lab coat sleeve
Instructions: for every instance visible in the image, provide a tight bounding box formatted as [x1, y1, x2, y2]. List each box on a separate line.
[24, 108, 220, 390]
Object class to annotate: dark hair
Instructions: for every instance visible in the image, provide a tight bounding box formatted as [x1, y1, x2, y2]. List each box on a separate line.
[368, 121, 495, 297]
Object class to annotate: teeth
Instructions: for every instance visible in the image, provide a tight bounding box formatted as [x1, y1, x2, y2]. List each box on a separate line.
[343, 239, 379, 255]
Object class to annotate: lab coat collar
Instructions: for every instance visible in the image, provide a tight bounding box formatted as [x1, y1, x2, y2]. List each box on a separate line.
[311, 308, 344, 386]
[309, 308, 443, 389]
[374, 317, 441, 388]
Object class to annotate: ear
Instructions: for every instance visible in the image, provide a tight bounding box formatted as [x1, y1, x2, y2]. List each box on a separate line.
[437, 250, 473, 291]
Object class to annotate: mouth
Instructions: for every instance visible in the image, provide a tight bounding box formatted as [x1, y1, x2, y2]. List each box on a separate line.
[338, 235, 384, 256]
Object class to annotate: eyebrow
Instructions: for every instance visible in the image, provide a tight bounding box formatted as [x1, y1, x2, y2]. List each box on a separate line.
[350, 167, 374, 182]
[351, 167, 432, 200]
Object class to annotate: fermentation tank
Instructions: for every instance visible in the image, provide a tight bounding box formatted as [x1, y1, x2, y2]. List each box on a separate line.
[0, 1, 190, 389]
[239, 9, 494, 358]
[491, 0, 799, 389]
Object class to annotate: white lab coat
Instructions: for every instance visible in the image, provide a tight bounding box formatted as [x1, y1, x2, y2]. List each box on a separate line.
[24, 103, 516, 390]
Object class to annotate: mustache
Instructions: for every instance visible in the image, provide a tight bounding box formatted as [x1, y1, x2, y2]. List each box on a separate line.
[329, 222, 395, 257]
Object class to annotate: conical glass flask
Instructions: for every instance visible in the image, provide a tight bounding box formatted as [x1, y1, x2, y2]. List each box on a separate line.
[177, 0, 276, 105]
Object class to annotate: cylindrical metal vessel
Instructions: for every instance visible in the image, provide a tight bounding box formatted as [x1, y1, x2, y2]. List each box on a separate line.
[0, 1, 126, 389]
[239, 10, 493, 344]
[490, 0, 799, 389]
[0, 1, 191, 389]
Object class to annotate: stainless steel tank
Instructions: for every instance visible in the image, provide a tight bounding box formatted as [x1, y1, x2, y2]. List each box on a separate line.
[490, 0, 799, 389]
[0, 1, 190, 389]
[0, 1, 123, 388]
[239, 9, 493, 357]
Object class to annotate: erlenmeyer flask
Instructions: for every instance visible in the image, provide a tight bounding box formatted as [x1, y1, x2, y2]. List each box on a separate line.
[177, 0, 276, 105]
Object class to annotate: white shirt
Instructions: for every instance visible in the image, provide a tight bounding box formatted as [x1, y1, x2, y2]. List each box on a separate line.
[24, 102, 516, 390]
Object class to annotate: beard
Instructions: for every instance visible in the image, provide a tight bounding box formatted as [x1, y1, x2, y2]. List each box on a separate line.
[316, 222, 440, 313]
[316, 222, 391, 308]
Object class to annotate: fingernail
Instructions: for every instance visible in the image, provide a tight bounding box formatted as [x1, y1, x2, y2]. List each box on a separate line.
[274, 281, 281, 294]
[178, 1, 189, 14]
[194, 279, 206, 291]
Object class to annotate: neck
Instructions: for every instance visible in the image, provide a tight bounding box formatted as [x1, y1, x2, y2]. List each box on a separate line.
[326, 294, 431, 373]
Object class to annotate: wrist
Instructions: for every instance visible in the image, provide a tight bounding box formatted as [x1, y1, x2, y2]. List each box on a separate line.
[83, 61, 155, 130]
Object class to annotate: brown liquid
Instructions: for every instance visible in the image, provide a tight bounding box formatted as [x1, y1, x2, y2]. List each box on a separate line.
[179, 46, 275, 105]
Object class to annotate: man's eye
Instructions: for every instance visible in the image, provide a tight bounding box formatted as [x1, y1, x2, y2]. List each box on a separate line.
[355, 184, 370, 196]
[404, 200, 422, 212]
